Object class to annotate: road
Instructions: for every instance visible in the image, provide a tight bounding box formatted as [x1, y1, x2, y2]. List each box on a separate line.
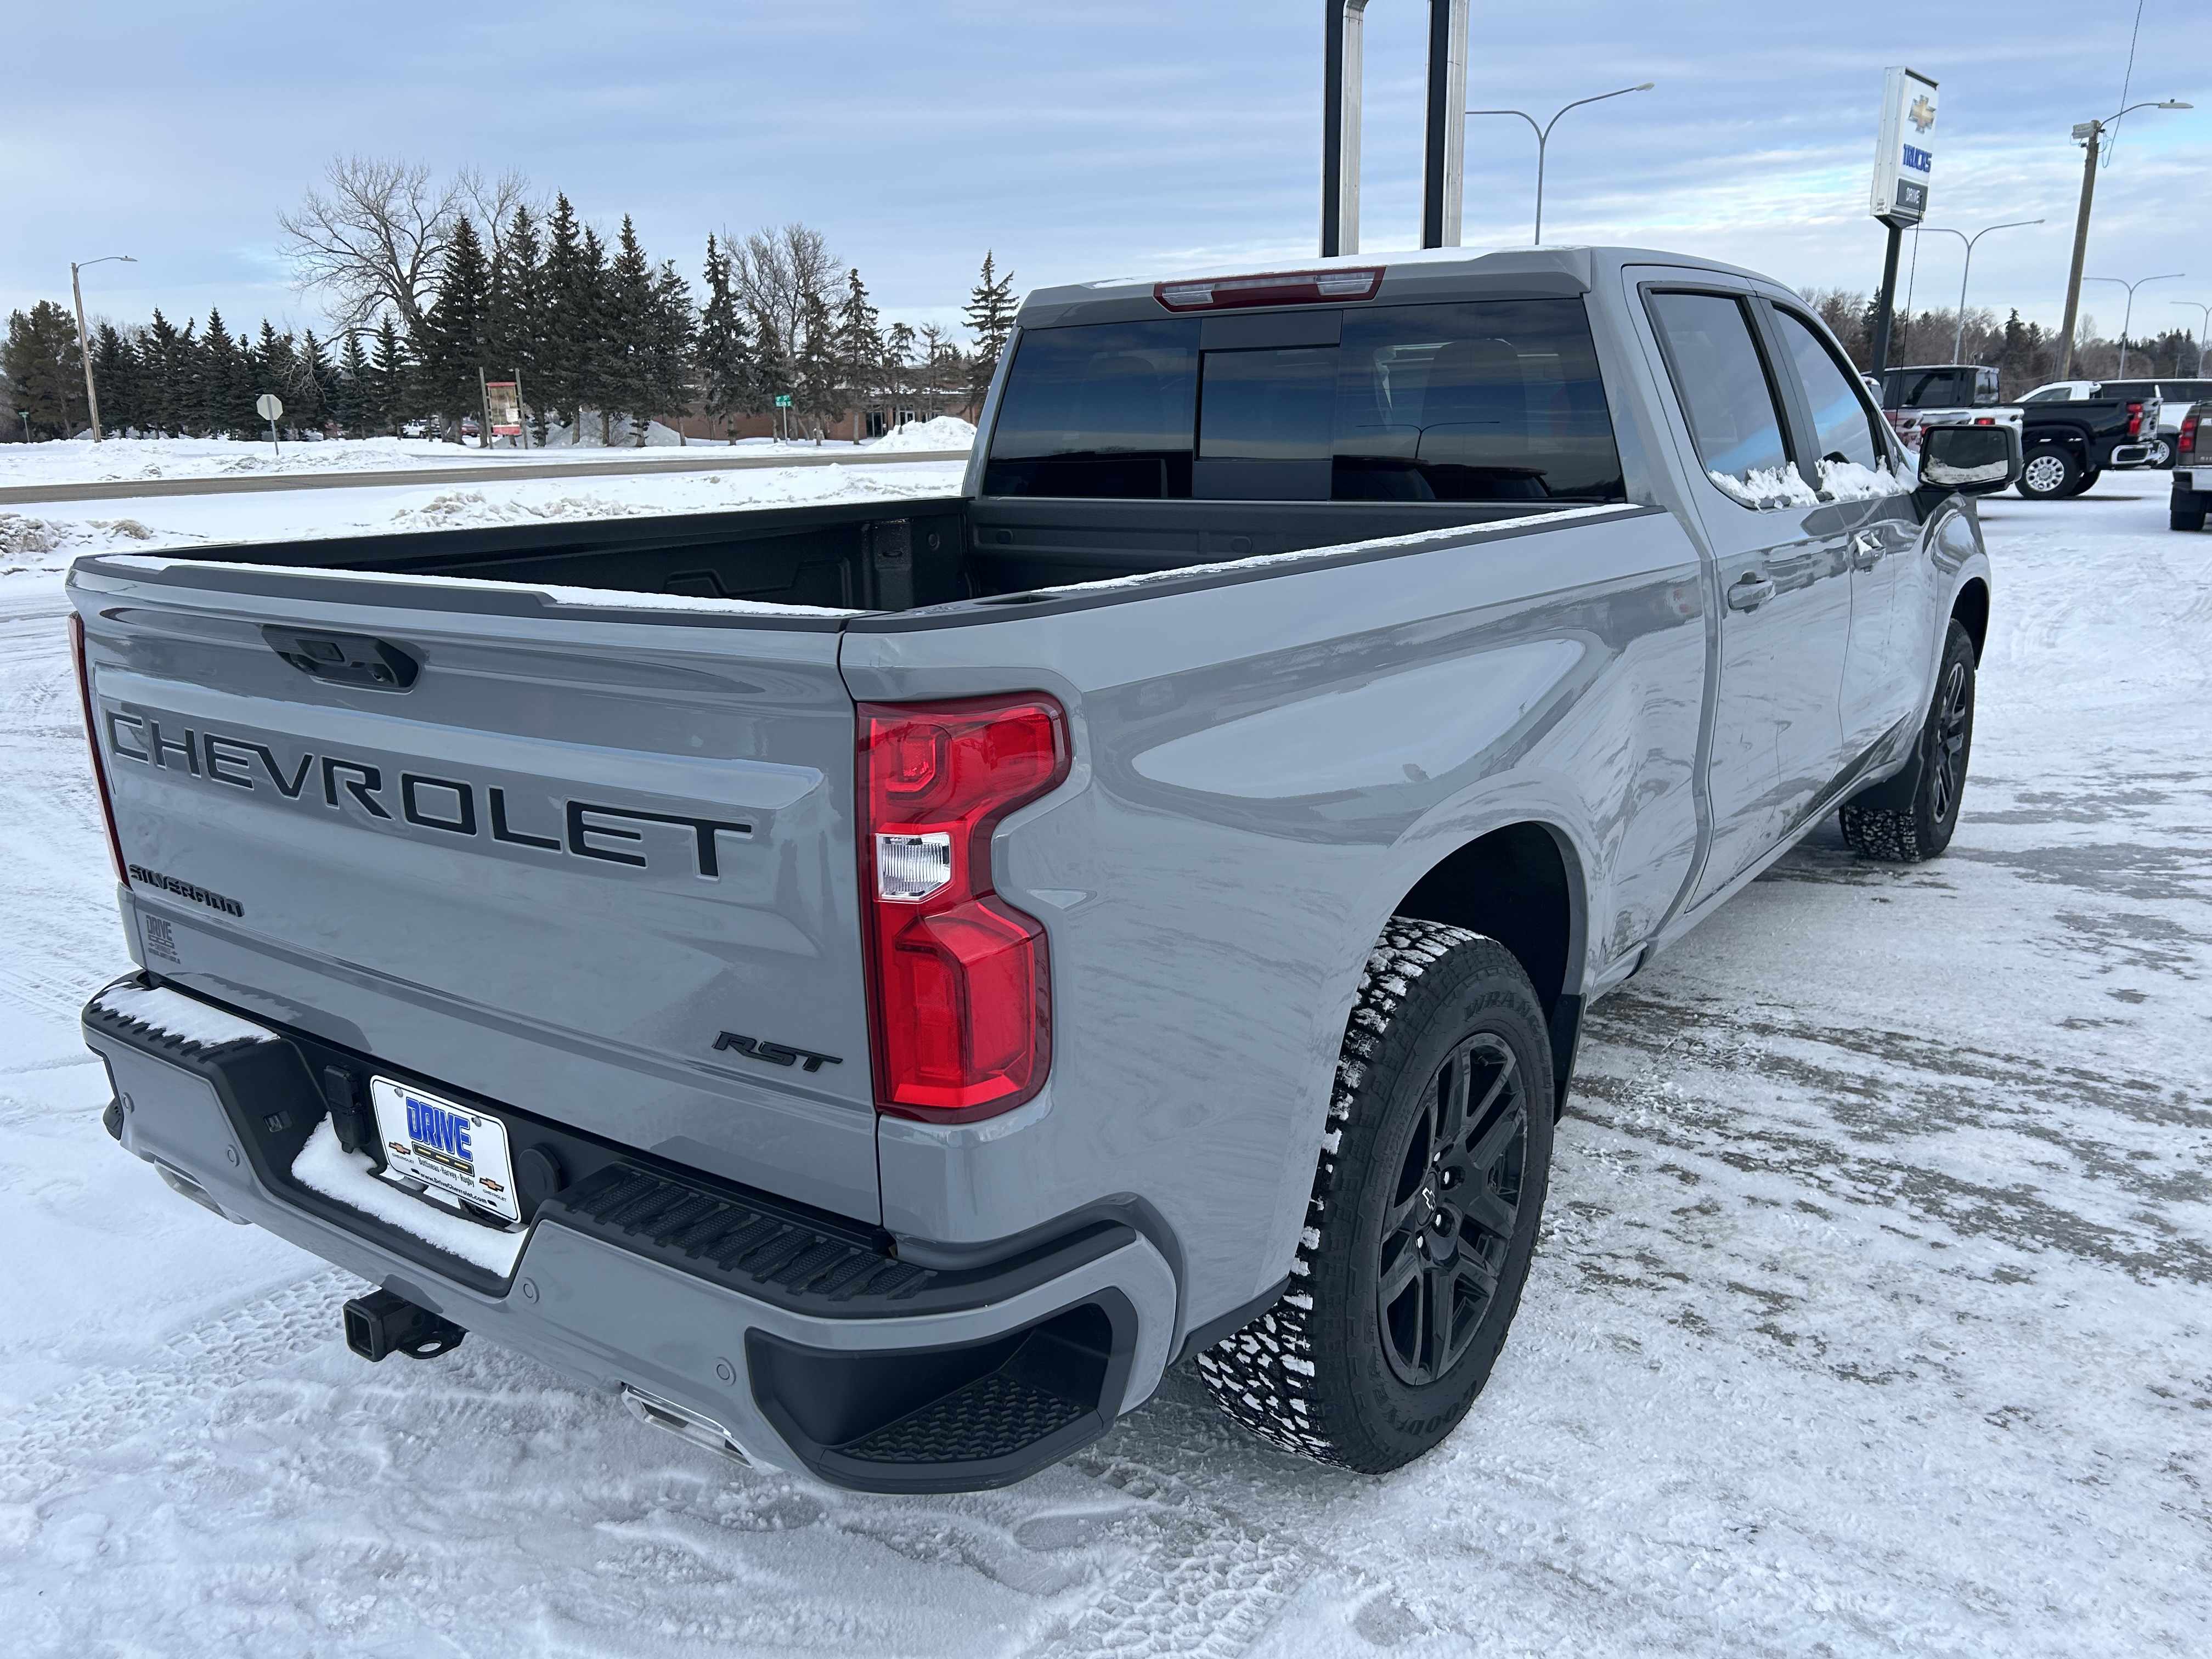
[0, 445, 970, 507]
[1, 487, 2205, 1657]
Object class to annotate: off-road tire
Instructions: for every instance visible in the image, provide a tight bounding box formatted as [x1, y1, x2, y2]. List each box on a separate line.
[1839, 620, 1977, 862]
[2017, 447, 2080, 500]
[1196, 919, 1554, 1473]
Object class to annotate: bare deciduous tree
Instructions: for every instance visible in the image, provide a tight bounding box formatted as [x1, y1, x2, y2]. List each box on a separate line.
[727, 223, 837, 360]
[278, 157, 534, 332]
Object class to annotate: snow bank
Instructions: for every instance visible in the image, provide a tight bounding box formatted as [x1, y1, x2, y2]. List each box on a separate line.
[291, 1118, 527, 1275]
[88, 983, 275, 1052]
[871, 415, 975, 454]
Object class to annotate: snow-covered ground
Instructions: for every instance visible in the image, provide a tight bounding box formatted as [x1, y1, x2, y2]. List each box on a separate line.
[1, 480, 2207, 1656]
[0, 416, 975, 492]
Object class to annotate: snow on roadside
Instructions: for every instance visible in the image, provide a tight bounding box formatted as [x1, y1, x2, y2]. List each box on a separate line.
[14, 456, 966, 569]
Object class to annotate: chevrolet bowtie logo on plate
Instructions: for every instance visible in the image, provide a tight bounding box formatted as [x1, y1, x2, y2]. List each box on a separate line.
[1909, 95, 1935, 133]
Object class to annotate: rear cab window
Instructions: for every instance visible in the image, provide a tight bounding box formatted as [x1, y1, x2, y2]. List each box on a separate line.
[983, 299, 1625, 503]
[1644, 290, 1795, 506]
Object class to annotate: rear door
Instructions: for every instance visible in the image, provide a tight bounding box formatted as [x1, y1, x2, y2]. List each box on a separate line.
[71, 558, 881, 1221]
[1635, 281, 1853, 900]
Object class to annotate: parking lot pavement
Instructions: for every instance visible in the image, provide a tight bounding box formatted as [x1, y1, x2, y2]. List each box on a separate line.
[1, 487, 2205, 1656]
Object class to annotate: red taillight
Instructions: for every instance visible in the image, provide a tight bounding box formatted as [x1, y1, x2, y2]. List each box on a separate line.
[859, 695, 1069, 1120]
[2126, 400, 2143, 437]
[1154, 266, 1383, 312]
[2181, 413, 2198, 454]
[69, 611, 128, 884]
[1973, 416, 1995, 425]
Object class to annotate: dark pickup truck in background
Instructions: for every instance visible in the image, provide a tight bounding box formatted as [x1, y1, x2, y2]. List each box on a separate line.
[2024, 377, 2212, 469]
[1885, 364, 2157, 499]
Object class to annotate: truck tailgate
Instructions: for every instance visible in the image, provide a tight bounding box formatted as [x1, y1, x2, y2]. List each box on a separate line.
[71, 557, 879, 1222]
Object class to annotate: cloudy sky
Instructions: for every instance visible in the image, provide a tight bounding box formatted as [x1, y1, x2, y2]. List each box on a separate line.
[5, 1, 2207, 348]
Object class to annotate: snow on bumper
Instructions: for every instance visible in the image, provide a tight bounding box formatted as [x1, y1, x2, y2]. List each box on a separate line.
[81, 975, 1178, 1491]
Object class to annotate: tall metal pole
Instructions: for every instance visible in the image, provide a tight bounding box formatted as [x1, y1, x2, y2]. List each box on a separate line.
[2087, 273, 2185, 376]
[1870, 224, 1904, 376]
[1469, 85, 1654, 247]
[1320, 0, 1368, 257]
[69, 263, 101, 443]
[1420, 0, 1469, 248]
[2057, 126, 2101, 379]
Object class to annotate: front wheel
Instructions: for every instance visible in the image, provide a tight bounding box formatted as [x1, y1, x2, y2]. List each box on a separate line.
[2017, 447, 2080, 499]
[1839, 620, 1977, 862]
[1197, 921, 1554, 1473]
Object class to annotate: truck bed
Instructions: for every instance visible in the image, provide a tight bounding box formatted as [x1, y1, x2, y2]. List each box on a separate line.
[114, 494, 1587, 614]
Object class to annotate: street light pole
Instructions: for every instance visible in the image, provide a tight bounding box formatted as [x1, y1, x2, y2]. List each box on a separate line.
[1468, 82, 1654, 246]
[1915, 219, 2044, 363]
[2086, 273, 2185, 376]
[68, 253, 136, 443]
[2170, 301, 2212, 376]
[2058, 99, 2191, 378]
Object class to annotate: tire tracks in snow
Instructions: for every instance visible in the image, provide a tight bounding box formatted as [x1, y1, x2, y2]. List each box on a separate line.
[0, 1268, 357, 1510]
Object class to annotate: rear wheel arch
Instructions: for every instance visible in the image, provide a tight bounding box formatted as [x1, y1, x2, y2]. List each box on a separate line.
[1388, 821, 1587, 1109]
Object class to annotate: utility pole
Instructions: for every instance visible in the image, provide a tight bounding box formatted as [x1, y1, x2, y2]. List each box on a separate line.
[69, 254, 135, 443]
[2058, 99, 2192, 377]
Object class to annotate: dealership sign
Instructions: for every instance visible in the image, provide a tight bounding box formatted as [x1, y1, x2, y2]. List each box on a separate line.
[1870, 67, 1938, 227]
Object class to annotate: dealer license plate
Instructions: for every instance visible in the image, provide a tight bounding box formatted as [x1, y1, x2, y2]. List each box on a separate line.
[370, 1077, 521, 1224]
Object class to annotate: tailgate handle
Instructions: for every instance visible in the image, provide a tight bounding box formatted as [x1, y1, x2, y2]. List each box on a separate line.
[262, 627, 421, 691]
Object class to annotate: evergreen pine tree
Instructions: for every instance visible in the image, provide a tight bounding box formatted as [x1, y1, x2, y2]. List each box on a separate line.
[140, 310, 184, 436]
[413, 215, 492, 442]
[252, 320, 302, 436]
[696, 235, 755, 441]
[833, 268, 882, 442]
[371, 314, 409, 435]
[961, 251, 1017, 411]
[539, 195, 588, 439]
[92, 323, 140, 438]
[607, 216, 657, 443]
[882, 320, 916, 415]
[486, 205, 546, 441]
[749, 303, 791, 438]
[334, 331, 373, 436]
[646, 257, 697, 442]
[793, 286, 838, 441]
[203, 310, 253, 437]
[0, 302, 84, 439]
[578, 223, 616, 443]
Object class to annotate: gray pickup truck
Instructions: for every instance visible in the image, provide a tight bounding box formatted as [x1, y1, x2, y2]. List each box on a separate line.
[71, 247, 2015, 1493]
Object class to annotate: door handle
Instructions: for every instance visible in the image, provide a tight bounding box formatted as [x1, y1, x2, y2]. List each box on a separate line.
[1848, 531, 1883, 571]
[1726, 573, 1776, 612]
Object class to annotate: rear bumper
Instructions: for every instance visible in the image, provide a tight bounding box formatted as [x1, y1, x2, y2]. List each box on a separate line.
[2108, 442, 2155, 467]
[82, 974, 1177, 1493]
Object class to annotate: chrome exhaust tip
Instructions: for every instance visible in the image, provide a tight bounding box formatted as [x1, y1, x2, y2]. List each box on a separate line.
[621, 1384, 757, 1468]
[155, 1162, 247, 1224]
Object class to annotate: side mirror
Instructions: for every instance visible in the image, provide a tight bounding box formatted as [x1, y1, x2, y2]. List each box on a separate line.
[1916, 422, 2021, 501]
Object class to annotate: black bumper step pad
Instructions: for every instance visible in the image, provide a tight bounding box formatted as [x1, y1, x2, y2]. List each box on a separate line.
[835, 1370, 1090, 1465]
[541, 1162, 1136, 1320]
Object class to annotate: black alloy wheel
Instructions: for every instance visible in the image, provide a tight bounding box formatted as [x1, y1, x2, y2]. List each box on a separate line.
[1197, 921, 1554, 1474]
[1926, 654, 1972, 828]
[1376, 1032, 1527, 1387]
[1839, 619, 1978, 862]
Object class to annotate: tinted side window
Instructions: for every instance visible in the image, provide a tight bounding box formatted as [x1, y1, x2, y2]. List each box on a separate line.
[1332, 300, 1624, 501]
[2102, 381, 2157, 400]
[984, 321, 1199, 498]
[1646, 291, 1791, 493]
[1772, 309, 1885, 474]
